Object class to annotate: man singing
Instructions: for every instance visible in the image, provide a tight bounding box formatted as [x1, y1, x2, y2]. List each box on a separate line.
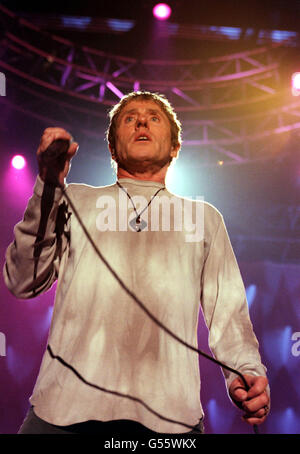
[4, 91, 270, 434]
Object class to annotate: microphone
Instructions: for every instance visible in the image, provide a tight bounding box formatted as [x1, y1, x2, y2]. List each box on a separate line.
[40, 138, 70, 166]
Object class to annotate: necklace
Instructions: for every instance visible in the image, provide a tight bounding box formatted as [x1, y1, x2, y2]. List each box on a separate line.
[116, 181, 165, 232]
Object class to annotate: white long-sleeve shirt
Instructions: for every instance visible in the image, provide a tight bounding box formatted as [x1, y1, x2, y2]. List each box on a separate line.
[3, 176, 267, 433]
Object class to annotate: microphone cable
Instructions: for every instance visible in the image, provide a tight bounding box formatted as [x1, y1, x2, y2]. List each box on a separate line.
[49, 180, 259, 435]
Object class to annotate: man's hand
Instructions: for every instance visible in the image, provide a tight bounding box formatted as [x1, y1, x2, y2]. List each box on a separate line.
[229, 374, 270, 425]
[37, 127, 78, 186]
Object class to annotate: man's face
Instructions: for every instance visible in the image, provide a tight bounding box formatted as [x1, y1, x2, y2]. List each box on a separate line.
[111, 99, 179, 173]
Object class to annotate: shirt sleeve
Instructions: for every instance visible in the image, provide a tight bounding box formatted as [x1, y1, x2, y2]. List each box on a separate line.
[200, 213, 267, 397]
[3, 176, 70, 299]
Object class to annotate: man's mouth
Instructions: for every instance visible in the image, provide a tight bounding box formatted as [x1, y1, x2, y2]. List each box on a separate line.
[135, 133, 151, 142]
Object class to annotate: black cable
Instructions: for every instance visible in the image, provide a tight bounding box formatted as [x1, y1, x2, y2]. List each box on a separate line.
[52, 181, 259, 434]
[46, 344, 199, 433]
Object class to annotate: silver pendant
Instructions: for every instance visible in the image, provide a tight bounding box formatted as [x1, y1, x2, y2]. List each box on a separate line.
[129, 216, 147, 232]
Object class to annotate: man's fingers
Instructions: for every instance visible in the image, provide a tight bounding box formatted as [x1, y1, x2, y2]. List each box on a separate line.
[241, 403, 269, 426]
[229, 375, 252, 402]
[38, 128, 73, 155]
[42, 127, 72, 141]
[242, 391, 269, 413]
[229, 374, 270, 430]
[231, 386, 248, 402]
[37, 127, 78, 185]
[242, 414, 267, 426]
[246, 376, 268, 399]
[230, 375, 268, 400]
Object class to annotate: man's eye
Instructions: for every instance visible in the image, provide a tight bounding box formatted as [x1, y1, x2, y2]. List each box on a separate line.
[125, 116, 134, 123]
[151, 116, 159, 122]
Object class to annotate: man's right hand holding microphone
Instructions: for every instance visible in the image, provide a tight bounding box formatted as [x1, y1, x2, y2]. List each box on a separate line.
[37, 127, 78, 187]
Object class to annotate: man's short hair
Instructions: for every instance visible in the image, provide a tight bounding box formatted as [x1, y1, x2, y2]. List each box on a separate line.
[106, 91, 182, 153]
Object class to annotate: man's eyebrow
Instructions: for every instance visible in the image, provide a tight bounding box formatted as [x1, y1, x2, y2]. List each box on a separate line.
[120, 108, 162, 116]
[148, 109, 162, 115]
[122, 108, 138, 115]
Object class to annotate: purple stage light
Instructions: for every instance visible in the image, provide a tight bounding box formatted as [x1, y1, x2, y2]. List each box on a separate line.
[106, 81, 124, 99]
[153, 3, 172, 20]
[11, 155, 26, 170]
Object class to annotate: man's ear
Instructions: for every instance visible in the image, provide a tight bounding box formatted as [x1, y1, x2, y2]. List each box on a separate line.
[170, 144, 180, 159]
[109, 145, 116, 161]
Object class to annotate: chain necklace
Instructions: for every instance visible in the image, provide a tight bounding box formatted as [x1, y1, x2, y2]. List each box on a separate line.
[116, 181, 165, 232]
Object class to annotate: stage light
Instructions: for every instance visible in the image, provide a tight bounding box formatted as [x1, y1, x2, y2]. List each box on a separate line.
[291, 72, 300, 96]
[153, 3, 172, 20]
[246, 284, 257, 309]
[11, 155, 26, 170]
[106, 81, 124, 99]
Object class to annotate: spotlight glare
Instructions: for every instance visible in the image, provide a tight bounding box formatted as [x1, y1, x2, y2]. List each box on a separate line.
[291, 72, 300, 96]
[153, 3, 172, 20]
[11, 155, 26, 170]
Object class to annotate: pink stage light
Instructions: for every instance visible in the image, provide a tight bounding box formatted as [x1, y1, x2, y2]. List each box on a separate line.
[291, 72, 300, 96]
[11, 155, 26, 170]
[153, 3, 172, 20]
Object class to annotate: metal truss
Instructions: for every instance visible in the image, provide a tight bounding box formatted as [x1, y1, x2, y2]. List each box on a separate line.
[1, 6, 299, 262]
[182, 96, 300, 163]
[0, 4, 282, 113]
[0, 4, 299, 167]
[4, 73, 300, 167]
[12, 11, 300, 48]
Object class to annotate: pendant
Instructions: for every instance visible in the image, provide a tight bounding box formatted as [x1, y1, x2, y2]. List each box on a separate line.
[129, 216, 147, 232]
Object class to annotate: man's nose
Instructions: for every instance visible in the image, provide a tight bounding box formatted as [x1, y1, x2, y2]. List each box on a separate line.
[135, 115, 148, 129]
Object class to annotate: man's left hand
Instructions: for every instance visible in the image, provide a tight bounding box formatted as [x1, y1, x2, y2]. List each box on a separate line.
[229, 374, 270, 425]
